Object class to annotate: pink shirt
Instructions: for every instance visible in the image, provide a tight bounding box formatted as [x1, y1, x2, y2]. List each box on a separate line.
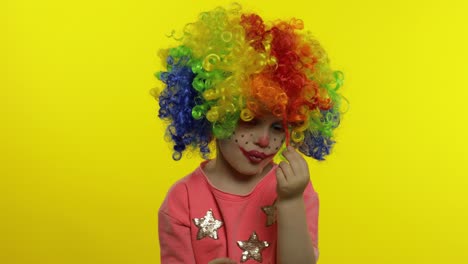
[158, 162, 319, 264]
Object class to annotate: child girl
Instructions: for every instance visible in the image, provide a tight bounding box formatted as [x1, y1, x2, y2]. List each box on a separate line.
[153, 4, 344, 264]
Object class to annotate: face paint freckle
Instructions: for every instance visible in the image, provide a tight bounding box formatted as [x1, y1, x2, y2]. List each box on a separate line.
[245, 142, 248, 144]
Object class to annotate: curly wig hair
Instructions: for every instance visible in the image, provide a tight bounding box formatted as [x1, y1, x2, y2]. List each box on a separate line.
[153, 3, 346, 161]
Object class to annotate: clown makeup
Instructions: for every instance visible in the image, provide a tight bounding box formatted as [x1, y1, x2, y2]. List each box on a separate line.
[216, 115, 286, 178]
[232, 120, 285, 153]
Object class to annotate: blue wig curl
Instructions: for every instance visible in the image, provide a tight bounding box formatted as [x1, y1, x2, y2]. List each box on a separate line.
[157, 51, 212, 160]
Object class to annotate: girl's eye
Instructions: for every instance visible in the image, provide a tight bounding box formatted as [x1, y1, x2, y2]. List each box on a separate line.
[272, 123, 284, 132]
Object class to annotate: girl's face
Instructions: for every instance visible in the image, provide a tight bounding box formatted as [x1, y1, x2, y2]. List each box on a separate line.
[217, 115, 286, 177]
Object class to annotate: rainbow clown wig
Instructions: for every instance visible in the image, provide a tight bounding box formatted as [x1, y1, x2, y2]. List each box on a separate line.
[153, 4, 346, 161]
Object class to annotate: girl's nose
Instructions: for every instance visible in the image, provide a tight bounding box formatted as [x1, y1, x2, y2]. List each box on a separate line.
[256, 134, 270, 148]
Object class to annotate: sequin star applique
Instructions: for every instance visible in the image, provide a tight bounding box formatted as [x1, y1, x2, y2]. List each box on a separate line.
[261, 200, 277, 227]
[237, 232, 269, 263]
[193, 209, 223, 240]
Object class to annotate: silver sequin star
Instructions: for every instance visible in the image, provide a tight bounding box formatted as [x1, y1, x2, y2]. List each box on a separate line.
[261, 200, 277, 226]
[237, 232, 269, 263]
[193, 209, 223, 240]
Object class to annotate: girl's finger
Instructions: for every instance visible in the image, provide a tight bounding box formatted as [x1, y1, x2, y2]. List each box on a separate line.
[276, 166, 288, 187]
[278, 160, 294, 180]
[283, 146, 307, 176]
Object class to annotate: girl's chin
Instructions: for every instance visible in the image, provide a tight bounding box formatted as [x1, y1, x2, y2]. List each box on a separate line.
[239, 160, 273, 175]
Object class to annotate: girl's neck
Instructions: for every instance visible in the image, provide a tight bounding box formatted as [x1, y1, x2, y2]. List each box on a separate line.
[203, 157, 273, 196]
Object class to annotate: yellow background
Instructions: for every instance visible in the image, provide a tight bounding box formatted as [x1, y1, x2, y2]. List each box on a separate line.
[2, 0, 467, 263]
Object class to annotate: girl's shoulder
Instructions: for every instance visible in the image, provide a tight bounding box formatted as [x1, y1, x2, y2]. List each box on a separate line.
[165, 164, 206, 194]
[159, 163, 213, 224]
[160, 164, 208, 207]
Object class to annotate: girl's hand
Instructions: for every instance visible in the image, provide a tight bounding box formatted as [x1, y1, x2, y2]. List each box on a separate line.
[276, 146, 311, 200]
[208, 258, 237, 264]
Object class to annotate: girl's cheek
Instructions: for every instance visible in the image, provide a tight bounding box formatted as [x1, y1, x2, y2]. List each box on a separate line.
[229, 132, 286, 151]
[232, 132, 250, 146]
[267, 135, 286, 152]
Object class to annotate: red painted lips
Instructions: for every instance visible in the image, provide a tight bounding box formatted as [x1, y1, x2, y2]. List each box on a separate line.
[240, 147, 275, 164]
